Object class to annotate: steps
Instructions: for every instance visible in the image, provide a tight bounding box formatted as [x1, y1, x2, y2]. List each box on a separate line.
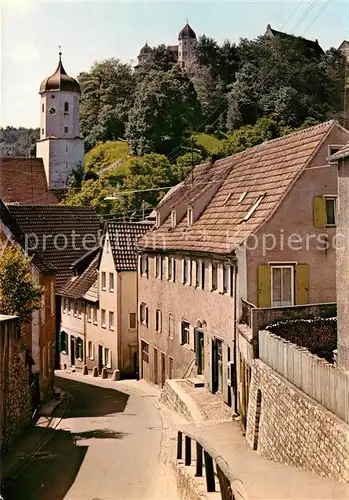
[185, 376, 204, 388]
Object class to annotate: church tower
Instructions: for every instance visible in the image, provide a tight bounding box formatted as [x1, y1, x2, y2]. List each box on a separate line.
[36, 50, 84, 190]
[178, 22, 196, 69]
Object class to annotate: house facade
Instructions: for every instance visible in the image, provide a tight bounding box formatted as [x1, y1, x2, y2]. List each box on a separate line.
[329, 142, 349, 371]
[58, 222, 150, 378]
[138, 121, 349, 413]
[0, 200, 57, 402]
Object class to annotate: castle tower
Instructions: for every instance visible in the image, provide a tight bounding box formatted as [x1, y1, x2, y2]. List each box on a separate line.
[178, 22, 196, 69]
[135, 42, 154, 70]
[36, 50, 84, 190]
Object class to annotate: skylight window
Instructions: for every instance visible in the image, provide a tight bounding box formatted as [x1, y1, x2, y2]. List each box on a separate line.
[187, 207, 193, 226]
[238, 191, 248, 203]
[243, 194, 265, 221]
[223, 193, 232, 206]
[171, 210, 176, 228]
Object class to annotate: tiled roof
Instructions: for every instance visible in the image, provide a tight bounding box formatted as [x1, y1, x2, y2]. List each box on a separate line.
[0, 157, 58, 205]
[0, 199, 56, 275]
[107, 222, 152, 271]
[265, 24, 324, 54]
[7, 205, 101, 291]
[59, 254, 99, 300]
[139, 121, 340, 255]
[328, 142, 349, 161]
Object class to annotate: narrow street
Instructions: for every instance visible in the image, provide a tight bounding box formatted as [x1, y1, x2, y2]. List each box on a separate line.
[2, 373, 179, 500]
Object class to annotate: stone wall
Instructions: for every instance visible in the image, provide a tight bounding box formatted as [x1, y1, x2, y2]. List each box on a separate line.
[0, 318, 32, 454]
[246, 359, 349, 483]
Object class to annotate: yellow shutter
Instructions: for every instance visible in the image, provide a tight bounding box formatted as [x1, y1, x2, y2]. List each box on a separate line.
[296, 264, 309, 305]
[313, 197, 326, 228]
[257, 265, 271, 308]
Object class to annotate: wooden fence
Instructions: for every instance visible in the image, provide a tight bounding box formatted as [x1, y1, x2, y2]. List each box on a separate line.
[259, 330, 349, 424]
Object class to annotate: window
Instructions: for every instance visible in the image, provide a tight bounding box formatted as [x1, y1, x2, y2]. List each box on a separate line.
[109, 311, 114, 330]
[78, 301, 82, 319]
[109, 272, 114, 292]
[169, 357, 174, 379]
[64, 126, 68, 133]
[140, 255, 148, 276]
[67, 299, 71, 315]
[140, 302, 148, 326]
[106, 239, 110, 253]
[187, 207, 193, 226]
[325, 197, 336, 226]
[129, 312, 136, 330]
[238, 191, 248, 203]
[171, 210, 177, 228]
[155, 255, 162, 278]
[101, 271, 106, 290]
[76, 338, 84, 361]
[243, 194, 265, 221]
[169, 313, 174, 338]
[88, 341, 94, 360]
[201, 261, 205, 290]
[183, 258, 191, 284]
[161, 256, 166, 279]
[142, 341, 149, 363]
[156, 309, 162, 333]
[101, 309, 106, 328]
[168, 257, 176, 282]
[64, 101, 69, 113]
[155, 211, 160, 228]
[42, 103, 44, 112]
[87, 305, 92, 322]
[181, 321, 190, 345]
[196, 260, 202, 288]
[212, 262, 218, 291]
[328, 145, 341, 156]
[73, 300, 78, 317]
[41, 128, 44, 135]
[271, 266, 294, 307]
[103, 347, 112, 368]
[63, 298, 68, 314]
[223, 265, 231, 294]
[59, 331, 69, 354]
[93, 307, 97, 325]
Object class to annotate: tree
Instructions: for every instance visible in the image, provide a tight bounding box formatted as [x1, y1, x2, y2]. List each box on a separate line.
[64, 178, 118, 217]
[126, 66, 200, 155]
[223, 117, 281, 156]
[173, 152, 203, 182]
[0, 246, 43, 324]
[78, 59, 136, 148]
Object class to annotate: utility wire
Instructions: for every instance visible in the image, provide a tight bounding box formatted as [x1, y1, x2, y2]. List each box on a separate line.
[302, 0, 332, 35]
[291, 0, 320, 33]
[281, 0, 306, 30]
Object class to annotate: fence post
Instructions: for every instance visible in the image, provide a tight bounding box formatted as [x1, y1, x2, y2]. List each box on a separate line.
[204, 451, 215, 492]
[195, 442, 203, 477]
[185, 435, 191, 466]
[177, 431, 183, 460]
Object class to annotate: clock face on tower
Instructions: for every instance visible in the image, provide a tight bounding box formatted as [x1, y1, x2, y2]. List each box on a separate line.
[48, 106, 57, 116]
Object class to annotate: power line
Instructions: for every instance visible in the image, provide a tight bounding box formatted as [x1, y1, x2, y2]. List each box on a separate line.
[291, 0, 320, 33]
[281, 0, 306, 30]
[302, 0, 332, 35]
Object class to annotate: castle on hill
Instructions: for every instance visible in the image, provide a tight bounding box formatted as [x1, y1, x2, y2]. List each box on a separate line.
[135, 22, 197, 71]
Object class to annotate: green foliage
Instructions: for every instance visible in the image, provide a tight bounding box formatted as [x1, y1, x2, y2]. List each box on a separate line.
[125, 66, 201, 155]
[64, 178, 117, 216]
[84, 141, 129, 172]
[0, 127, 39, 157]
[78, 59, 136, 149]
[0, 246, 43, 324]
[223, 117, 281, 156]
[192, 132, 224, 156]
[173, 152, 203, 182]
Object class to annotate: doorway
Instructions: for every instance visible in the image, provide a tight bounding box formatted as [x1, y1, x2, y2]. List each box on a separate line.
[212, 338, 223, 393]
[153, 347, 158, 384]
[70, 336, 75, 367]
[195, 329, 204, 375]
[98, 344, 103, 374]
[161, 352, 166, 387]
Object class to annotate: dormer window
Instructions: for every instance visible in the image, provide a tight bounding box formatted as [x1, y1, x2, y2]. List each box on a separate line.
[243, 194, 265, 221]
[155, 211, 160, 228]
[187, 207, 193, 226]
[171, 210, 177, 228]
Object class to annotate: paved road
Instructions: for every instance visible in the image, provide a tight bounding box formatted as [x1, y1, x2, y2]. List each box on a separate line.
[2, 373, 179, 500]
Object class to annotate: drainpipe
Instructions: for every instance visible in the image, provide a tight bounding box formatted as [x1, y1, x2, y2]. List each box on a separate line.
[117, 273, 122, 377]
[83, 300, 87, 367]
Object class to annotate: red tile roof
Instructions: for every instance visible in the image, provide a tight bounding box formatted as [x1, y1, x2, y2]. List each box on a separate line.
[59, 254, 99, 300]
[107, 222, 153, 271]
[7, 205, 101, 291]
[139, 120, 341, 255]
[0, 157, 58, 205]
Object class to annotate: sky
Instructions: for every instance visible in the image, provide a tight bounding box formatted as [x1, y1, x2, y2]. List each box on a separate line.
[1, 0, 348, 128]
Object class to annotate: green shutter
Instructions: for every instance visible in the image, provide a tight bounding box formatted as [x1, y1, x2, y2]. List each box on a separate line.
[58, 331, 63, 352]
[257, 265, 271, 308]
[313, 197, 326, 228]
[296, 264, 309, 305]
